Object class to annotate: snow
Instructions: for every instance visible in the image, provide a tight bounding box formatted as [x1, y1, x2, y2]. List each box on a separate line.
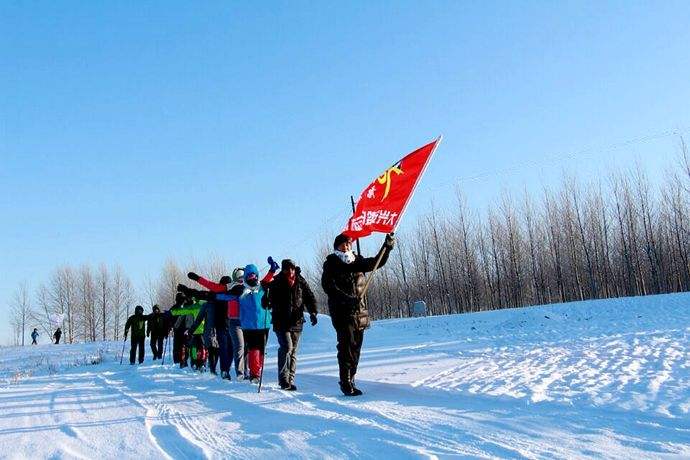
[1, 292, 689, 459]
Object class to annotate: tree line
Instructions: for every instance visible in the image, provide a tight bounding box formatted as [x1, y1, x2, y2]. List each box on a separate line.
[8, 256, 231, 345]
[358, 143, 690, 319]
[9, 143, 690, 344]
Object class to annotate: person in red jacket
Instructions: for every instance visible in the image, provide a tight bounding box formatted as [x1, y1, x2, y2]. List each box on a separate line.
[226, 268, 246, 378]
[187, 272, 232, 378]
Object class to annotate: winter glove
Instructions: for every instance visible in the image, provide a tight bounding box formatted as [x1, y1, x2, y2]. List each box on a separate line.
[310, 313, 318, 326]
[187, 272, 200, 281]
[383, 233, 395, 250]
[267, 256, 280, 273]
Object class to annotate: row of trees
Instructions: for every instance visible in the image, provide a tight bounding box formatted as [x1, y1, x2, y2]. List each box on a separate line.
[8, 256, 232, 345]
[9, 265, 134, 345]
[9, 145, 690, 343]
[359, 146, 690, 319]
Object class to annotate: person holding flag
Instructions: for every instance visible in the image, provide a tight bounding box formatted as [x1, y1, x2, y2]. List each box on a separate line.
[323, 137, 440, 396]
[322, 233, 394, 396]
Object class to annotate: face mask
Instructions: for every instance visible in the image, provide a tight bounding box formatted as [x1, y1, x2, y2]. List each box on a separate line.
[246, 277, 258, 287]
[335, 250, 356, 264]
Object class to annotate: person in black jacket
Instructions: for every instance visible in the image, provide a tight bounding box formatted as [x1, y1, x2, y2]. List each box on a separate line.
[167, 293, 186, 363]
[53, 327, 62, 344]
[147, 305, 167, 359]
[321, 232, 394, 396]
[124, 305, 147, 364]
[263, 259, 318, 390]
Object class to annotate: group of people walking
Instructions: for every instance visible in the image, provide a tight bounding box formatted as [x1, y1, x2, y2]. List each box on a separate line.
[29, 327, 62, 345]
[122, 232, 395, 396]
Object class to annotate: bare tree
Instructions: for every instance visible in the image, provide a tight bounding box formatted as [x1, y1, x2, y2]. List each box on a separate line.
[11, 283, 32, 346]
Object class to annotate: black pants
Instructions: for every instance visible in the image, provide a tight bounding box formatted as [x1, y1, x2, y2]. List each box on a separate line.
[208, 346, 219, 373]
[335, 323, 364, 386]
[150, 334, 164, 359]
[130, 336, 145, 364]
[54, 337, 61, 344]
[173, 329, 185, 364]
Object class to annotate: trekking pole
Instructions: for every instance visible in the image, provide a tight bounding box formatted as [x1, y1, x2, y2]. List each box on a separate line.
[119, 337, 127, 365]
[258, 305, 270, 393]
[161, 333, 169, 365]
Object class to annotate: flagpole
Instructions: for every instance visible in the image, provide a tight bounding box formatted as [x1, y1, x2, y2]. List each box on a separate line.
[350, 195, 362, 256]
[360, 135, 443, 298]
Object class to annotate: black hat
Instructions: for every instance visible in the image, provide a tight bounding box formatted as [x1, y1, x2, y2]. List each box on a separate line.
[219, 275, 231, 285]
[175, 292, 186, 303]
[333, 233, 352, 250]
[152, 304, 160, 312]
[281, 259, 296, 270]
[135, 305, 144, 314]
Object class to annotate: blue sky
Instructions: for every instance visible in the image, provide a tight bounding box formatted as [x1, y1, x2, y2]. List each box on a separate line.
[2, 1, 689, 343]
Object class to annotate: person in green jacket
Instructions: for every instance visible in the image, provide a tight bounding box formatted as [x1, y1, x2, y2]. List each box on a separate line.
[124, 305, 147, 365]
[170, 297, 205, 369]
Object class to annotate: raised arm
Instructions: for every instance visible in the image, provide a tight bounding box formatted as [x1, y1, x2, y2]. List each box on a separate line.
[351, 234, 395, 273]
[188, 272, 227, 293]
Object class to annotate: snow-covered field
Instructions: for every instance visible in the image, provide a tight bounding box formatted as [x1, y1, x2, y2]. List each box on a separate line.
[1, 293, 689, 459]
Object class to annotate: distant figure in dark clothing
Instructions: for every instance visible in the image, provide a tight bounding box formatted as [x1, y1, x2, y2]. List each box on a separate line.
[53, 328, 62, 344]
[147, 305, 167, 359]
[124, 305, 147, 364]
[31, 328, 39, 345]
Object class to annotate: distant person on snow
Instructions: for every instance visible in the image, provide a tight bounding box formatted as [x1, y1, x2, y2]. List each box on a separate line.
[321, 233, 394, 396]
[31, 328, 39, 345]
[262, 258, 318, 391]
[124, 306, 147, 364]
[146, 305, 167, 360]
[53, 327, 62, 344]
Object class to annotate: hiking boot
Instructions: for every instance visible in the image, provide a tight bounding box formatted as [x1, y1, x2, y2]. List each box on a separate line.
[287, 384, 297, 391]
[221, 371, 231, 380]
[279, 381, 290, 390]
[339, 381, 354, 396]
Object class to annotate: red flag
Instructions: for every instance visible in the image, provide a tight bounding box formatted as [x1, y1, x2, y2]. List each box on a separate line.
[344, 137, 441, 239]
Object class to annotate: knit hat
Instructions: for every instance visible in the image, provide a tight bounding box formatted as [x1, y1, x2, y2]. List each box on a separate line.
[135, 305, 144, 314]
[243, 264, 259, 282]
[333, 233, 352, 250]
[152, 304, 160, 313]
[281, 259, 296, 270]
[219, 275, 231, 285]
